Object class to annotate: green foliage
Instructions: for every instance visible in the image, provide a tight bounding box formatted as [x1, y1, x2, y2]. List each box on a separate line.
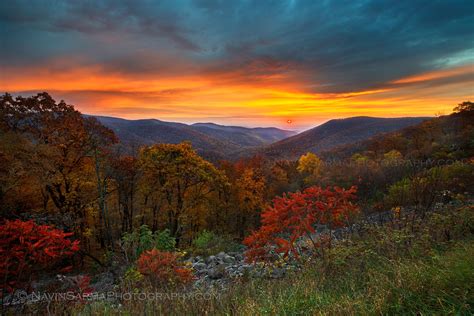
[154, 229, 177, 251]
[122, 225, 176, 260]
[385, 162, 474, 209]
[382, 149, 403, 163]
[123, 266, 144, 285]
[191, 230, 241, 256]
[351, 153, 370, 163]
[435, 161, 474, 194]
[192, 230, 214, 250]
[385, 177, 411, 207]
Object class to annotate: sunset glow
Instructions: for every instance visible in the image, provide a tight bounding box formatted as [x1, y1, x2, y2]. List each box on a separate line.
[1, 1, 473, 130]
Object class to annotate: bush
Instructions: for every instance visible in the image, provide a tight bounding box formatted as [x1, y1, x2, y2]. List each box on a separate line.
[385, 162, 474, 211]
[121, 225, 175, 261]
[191, 230, 241, 256]
[136, 249, 193, 287]
[0, 219, 80, 292]
[123, 267, 144, 288]
[244, 186, 359, 262]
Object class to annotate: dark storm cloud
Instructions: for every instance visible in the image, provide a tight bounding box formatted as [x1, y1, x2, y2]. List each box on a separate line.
[1, 0, 473, 92]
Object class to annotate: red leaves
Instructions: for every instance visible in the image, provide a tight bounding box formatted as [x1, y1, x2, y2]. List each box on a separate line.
[244, 186, 359, 262]
[0, 219, 80, 292]
[137, 249, 194, 287]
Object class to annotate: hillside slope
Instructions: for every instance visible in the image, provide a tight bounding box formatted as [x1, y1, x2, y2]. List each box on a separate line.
[92, 116, 238, 159]
[91, 115, 296, 160]
[257, 116, 430, 160]
[322, 110, 474, 160]
[192, 122, 296, 147]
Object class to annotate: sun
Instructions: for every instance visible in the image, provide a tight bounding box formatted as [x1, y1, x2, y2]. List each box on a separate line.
[286, 119, 293, 124]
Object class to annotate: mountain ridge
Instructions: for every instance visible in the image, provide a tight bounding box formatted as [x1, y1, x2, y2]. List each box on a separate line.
[252, 116, 432, 160]
[88, 114, 431, 161]
[89, 115, 296, 160]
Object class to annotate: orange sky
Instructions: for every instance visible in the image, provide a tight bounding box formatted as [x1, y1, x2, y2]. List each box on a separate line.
[1, 1, 473, 131]
[2, 63, 472, 131]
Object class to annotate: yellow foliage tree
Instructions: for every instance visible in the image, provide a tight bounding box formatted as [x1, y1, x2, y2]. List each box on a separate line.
[297, 152, 323, 184]
[138, 142, 227, 243]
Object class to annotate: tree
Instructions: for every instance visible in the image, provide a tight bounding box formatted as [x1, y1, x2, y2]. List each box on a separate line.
[453, 101, 474, 114]
[216, 158, 267, 237]
[85, 117, 118, 248]
[0, 132, 40, 216]
[234, 168, 266, 237]
[0, 93, 117, 246]
[108, 155, 139, 234]
[267, 160, 299, 198]
[138, 142, 226, 242]
[297, 152, 323, 184]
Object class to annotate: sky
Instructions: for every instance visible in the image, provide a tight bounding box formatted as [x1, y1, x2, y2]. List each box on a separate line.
[0, 0, 473, 131]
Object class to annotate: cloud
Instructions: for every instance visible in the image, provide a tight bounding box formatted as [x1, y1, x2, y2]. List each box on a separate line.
[0, 0, 473, 129]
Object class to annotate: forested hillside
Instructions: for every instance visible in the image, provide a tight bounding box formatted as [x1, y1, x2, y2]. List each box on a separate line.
[92, 115, 295, 161]
[257, 116, 430, 160]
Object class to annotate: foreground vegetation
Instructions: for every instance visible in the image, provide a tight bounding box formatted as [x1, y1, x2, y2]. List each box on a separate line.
[46, 203, 472, 315]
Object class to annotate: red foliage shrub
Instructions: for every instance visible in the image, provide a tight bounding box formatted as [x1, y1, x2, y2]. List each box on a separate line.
[0, 219, 80, 292]
[137, 249, 194, 287]
[244, 186, 359, 262]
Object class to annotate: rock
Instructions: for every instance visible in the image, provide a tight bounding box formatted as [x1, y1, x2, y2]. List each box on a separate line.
[2, 290, 28, 306]
[206, 255, 216, 264]
[92, 272, 115, 292]
[208, 264, 226, 279]
[223, 255, 235, 264]
[193, 262, 207, 270]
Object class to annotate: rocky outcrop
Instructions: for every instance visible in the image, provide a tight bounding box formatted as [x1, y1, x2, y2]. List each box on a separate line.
[187, 251, 297, 289]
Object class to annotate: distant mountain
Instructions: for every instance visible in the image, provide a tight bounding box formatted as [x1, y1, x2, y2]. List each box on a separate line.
[191, 122, 296, 147]
[91, 116, 235, 160]
[256, 116, 431, 160]
[91, 115, 430, 161]
[90, 115, 295, 160]
[321, 110, 473, 160]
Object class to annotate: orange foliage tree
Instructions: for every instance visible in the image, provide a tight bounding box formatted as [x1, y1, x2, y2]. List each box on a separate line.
[0, 93, 117, 247]
[137, 249, 194, 287]
[0, 220, 80, 293]
[244, 186, 359, 262]
[216, 157, 266, 238]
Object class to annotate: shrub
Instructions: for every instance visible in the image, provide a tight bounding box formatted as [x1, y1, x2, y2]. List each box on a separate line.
[385, 162, 474, 212]
[191, 230, 241, 256]
[136, 249, 194, 287]
[0, 219, 80, 292]
[153, 229, 177, 252]
[123, 267, 144, 287]
[244, 186, 359, 262]
[121, 225, 176, 261]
